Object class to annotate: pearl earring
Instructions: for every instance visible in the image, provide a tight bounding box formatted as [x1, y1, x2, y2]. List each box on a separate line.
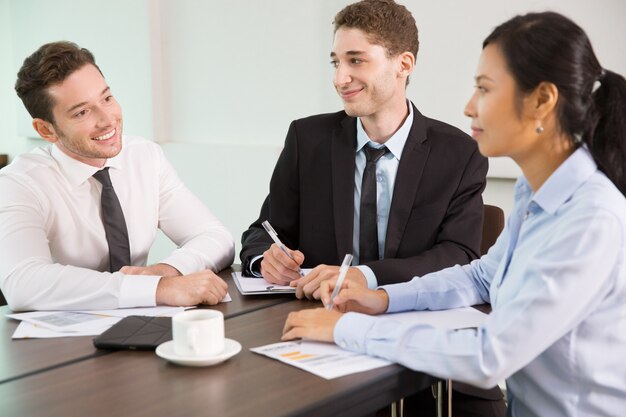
[535, 126, 544, 134]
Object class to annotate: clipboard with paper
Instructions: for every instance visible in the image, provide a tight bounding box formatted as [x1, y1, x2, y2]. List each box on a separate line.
[231, 271, 311, 295]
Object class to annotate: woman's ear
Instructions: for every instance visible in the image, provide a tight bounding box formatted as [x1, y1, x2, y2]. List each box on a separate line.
[529, 81, 559, 120]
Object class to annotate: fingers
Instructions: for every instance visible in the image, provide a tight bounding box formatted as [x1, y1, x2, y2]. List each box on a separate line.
[282, 311, 300, 336]
[320, 276, 383, 314]
[281, 308, 340, 342]
[156, 270, 229, 306]
[295, 265, 337, 300]
[291, 250, 305, 265]
[320, 279, 337, 306]
[329, 287, 361, 308]
[199, 273, 228, 305]
[294, 269, 319, 299]
[260, 260, 291, 285]
[261, 244, 303, 284]
[320, 270, 361, 306]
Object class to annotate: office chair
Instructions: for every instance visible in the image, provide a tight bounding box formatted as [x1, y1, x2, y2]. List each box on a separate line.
[387, 205, 508, 417]
[433, 203, 506, 417]
[481, 204, 505, 256]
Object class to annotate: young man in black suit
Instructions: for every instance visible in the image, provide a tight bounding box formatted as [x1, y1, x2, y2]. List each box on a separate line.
[242, 2, 504, 414]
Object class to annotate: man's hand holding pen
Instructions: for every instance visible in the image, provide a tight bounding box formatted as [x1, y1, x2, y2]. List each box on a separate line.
[261, 243, 305, 285]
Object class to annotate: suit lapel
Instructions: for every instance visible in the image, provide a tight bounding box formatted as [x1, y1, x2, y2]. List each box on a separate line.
[384, 106, 430, 258]
[332, 116, 357, 259]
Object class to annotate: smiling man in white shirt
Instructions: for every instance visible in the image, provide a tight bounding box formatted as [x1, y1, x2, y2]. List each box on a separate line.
[0, 41, 234, 311]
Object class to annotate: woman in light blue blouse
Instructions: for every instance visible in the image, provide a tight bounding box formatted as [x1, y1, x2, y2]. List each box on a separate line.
[283, 11, 626, 417]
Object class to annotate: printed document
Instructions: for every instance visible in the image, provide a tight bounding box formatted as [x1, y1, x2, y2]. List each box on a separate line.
[7, 294, 232, 339]
[251, 340, 392, 379]
[254, 307, 489, 379]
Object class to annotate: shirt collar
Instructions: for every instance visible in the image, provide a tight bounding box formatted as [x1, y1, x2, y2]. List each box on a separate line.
[50, 137, 125, 188]
[523, 146, 597, 215]
[356, 100, 414, 159]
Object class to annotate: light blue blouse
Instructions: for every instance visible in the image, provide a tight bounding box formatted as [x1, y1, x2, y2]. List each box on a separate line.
[335, 147, 626, 416]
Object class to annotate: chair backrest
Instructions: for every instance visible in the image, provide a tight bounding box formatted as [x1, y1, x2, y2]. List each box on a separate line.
[481, 204, 505, 256]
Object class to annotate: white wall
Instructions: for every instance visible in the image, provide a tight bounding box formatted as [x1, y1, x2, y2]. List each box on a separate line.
[3, 0, 154, 146]
[0, 0, 19, 161]
[2, 0, 625, 262]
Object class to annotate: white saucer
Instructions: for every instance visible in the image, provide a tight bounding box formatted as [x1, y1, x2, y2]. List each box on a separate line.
[156, 338, 241, 367]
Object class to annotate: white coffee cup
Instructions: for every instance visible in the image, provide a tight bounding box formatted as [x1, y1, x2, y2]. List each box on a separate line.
[172, 310, 224, 357]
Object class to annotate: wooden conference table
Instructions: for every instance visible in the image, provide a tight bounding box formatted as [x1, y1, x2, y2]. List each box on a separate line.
[0, 267, 435, 417]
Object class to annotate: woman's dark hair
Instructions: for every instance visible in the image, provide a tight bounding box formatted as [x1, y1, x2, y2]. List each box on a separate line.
[484, 11, 626, 195]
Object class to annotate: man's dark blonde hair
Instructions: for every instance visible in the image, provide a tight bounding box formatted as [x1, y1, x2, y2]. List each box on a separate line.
[333, 0, 419, 58]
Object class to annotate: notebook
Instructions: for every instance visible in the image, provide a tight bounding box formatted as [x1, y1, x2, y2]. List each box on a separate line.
[93, 315, 172, 350]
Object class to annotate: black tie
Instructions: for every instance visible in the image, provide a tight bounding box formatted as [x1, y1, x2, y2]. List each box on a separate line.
[359, 146, 390, 263]
[93, 168, 131, 272]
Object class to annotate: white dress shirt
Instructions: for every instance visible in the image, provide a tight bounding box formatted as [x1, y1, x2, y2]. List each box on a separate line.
[335, 147, 626, 416]
[353, 101, 413, 287]
[0, 136, 234, 311]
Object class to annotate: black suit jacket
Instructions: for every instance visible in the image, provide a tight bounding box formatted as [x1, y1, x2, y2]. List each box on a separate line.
[241, 105, 488, 285]
[240, 106, 503, 401]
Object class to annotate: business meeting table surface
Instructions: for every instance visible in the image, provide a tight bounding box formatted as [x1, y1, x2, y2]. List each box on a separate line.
[0, 266, 295, 384]
[0, 267, 435, 417]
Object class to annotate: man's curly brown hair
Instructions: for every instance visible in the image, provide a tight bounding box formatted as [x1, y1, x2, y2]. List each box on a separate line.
[333, 0, 419, 59]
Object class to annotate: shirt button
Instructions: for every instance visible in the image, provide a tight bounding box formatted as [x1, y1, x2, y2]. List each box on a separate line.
[376, 175, 383, 182]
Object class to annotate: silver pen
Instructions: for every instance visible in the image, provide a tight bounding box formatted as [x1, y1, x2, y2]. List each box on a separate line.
[326, 254, 354, 310]
[261, 220, 305, 277]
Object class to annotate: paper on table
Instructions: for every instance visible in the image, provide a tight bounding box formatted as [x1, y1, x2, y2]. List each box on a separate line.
[232, 272, 311, 295]
[73, 306, 192, 318]
[7, 306, 189, 332]
[7, 294, 232, 339]
[7, 311, 121, 333]
[250, 340, 391, 380]
[12, 320, 118, 339]
[232, 272, 293, 294]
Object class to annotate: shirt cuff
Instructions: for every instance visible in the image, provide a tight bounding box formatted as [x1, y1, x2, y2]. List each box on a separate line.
[380, 281, 419, 313]
[354, 265, 378, 289]
[249, 255, 264, 278]
[334, 312, 379, 354]
[118, 274, 161, 308]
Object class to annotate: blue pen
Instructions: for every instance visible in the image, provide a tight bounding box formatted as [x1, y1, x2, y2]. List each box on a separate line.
[262, 220, 305, 277]
[326, 254, 353, 310]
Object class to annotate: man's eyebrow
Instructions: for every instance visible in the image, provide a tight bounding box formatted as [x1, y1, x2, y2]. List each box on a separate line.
[65, 87, 110, 114]
[330, 50, 366, 58]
